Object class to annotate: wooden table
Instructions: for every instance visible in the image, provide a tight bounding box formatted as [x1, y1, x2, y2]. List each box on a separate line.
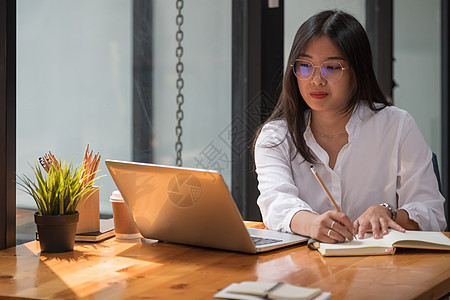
[0, 224, 449, 299]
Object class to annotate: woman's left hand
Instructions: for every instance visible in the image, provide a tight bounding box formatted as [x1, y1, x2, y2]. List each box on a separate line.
[354, 205, 405, 239]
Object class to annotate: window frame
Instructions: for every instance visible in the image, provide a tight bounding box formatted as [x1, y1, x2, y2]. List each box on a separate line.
[231, 0, 283, 221]
[0, 0, 17, 250]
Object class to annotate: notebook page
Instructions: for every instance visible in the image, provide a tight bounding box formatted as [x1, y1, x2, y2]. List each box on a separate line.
[383, 230, 450, 247]
[319, 232, 392, 250]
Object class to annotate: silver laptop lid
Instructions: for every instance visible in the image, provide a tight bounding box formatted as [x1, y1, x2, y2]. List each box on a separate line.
[105, 160, 258, 253]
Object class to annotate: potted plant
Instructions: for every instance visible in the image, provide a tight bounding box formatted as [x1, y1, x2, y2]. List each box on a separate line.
[17, 151, 100, 252]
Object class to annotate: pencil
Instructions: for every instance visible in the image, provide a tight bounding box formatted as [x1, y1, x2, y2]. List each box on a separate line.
[310, 165, 357, 239]
[310, 166, 340, 212]
[83, 144, 89, 163]
[48, 151, 59, 170]
[80, 144, 101, 186]
[39, 155, 50, 172]
[81, 144, 90, 182]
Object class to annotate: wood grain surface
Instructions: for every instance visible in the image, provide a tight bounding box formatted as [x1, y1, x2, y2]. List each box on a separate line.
[0, 224, 449, 299]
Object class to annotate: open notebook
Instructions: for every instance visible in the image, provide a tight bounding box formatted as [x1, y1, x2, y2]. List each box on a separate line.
[214, 281, 331, 300]
[314, 230, 450, 256]
[105, 160, 308, 253]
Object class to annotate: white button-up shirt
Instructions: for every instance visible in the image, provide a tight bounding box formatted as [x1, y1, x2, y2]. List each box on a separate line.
[254, 104, 446, 233]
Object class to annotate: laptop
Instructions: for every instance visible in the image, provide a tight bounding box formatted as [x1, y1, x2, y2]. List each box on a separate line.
[105, 160, 308, 254]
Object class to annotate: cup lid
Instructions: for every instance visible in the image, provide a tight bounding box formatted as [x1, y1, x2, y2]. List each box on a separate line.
[110, 190, 124, 202]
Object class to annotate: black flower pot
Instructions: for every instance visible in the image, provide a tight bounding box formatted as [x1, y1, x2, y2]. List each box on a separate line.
[34, 212, 79, 253]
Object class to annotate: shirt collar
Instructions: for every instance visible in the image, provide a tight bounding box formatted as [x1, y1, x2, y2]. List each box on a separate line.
[304, 102, 376, 142]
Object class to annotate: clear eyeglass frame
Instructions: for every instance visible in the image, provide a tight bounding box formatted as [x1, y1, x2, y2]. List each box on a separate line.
[290, 59, 350, 82]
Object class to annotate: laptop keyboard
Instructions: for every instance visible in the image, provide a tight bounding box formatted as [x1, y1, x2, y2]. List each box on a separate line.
[251, 236, 283, 246]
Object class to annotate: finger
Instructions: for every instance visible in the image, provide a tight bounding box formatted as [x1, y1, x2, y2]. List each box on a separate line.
[371, 219, 382, 239]
[320, 235, 337, 243]
[379, 217, 389, 235]
[331, 229, 347, 243]
[332, 213, 355, 236]
[353, 219, 359, 233]
[358, 221, 371, 239]
[322, 228, 342, 243]
[330, 220, 336, 230]
[332, 221, 354, 241]
[387, 220, 406, 233]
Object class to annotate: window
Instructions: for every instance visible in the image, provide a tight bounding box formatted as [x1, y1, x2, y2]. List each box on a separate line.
[16, 0, 232, 244]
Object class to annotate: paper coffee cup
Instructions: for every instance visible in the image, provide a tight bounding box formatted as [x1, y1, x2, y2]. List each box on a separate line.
[110, 190, 140, 239]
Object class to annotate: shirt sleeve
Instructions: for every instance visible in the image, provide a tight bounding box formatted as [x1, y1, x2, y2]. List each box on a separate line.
[254, 122, 316, 233]
[396, 113, 446, 231]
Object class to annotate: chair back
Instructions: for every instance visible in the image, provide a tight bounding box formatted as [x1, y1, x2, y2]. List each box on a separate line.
[432, 153, 448, 231]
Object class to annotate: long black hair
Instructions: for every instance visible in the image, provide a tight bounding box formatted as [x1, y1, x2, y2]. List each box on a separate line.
[254, 10, 391, 163]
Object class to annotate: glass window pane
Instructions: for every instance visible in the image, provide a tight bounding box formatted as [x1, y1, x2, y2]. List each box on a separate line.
[393, 0, 441, 164]
[16, 0, 232, 245]
[284, 0, 365, 67]
[152, 0, 232, 185]
[17, 0, 132, 243]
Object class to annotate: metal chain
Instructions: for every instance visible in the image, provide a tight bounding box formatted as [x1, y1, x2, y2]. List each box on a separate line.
[175, 0, 184, 167]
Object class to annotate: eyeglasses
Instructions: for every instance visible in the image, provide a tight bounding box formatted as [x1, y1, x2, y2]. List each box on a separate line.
[291, 59, 350, 82]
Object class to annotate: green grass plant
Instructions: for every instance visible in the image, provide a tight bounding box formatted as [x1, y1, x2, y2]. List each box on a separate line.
[17, 159, 99, 216]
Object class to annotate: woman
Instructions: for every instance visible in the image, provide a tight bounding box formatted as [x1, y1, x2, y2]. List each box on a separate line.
[254, 10, 446, 243]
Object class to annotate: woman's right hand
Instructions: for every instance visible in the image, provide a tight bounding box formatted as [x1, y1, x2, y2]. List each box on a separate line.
[290, 210, 356, 243]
